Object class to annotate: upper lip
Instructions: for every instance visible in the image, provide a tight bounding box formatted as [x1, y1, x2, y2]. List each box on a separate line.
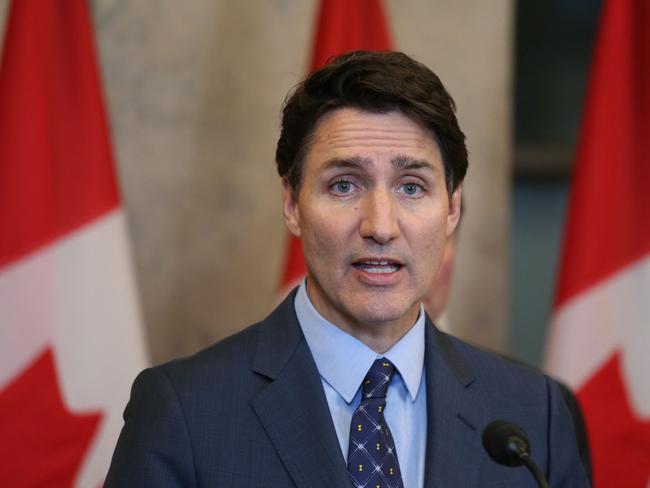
[352, 257, 405, 266]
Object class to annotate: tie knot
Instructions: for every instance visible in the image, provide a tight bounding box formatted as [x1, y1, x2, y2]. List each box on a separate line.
[362, 358, 396, 399]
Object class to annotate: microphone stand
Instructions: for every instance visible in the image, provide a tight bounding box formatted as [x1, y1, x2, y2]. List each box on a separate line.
[520, 453, 550, 488]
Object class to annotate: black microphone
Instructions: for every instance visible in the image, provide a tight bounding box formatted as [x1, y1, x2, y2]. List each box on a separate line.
[482, 420, 550, 488]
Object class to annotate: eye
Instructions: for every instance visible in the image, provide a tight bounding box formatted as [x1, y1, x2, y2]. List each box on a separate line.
[400, 182, 423, 196]
[331, 180, 354, 194]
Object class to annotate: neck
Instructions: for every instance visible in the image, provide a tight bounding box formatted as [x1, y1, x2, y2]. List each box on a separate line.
[304, 281, 421, 353]
[340, 322, 415, 353]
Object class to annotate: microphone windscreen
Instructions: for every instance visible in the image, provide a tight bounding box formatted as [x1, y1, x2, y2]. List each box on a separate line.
[482, 420, 531, 467]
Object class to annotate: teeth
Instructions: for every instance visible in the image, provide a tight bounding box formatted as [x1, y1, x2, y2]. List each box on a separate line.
[365, 265, 399, 273]
[365, 259, 392, 265]
[356, 263, 400, 273]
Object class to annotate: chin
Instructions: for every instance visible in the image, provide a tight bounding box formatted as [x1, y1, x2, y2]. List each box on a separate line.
[347, 297, 417, 326]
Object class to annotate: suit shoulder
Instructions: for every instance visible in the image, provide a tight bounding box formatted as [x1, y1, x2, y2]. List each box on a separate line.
[439, 330, 542, 377]
[439, 331, 553, 403]
[151, 319, 265, 393]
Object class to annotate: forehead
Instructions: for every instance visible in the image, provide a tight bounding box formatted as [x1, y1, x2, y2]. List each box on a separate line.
[305, 108, 442, 168]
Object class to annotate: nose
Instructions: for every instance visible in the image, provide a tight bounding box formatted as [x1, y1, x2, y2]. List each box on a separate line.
[359, 188, 400, 244]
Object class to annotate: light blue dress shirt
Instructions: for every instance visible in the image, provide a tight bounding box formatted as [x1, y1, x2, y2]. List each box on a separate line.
[295, 281, 427, 488]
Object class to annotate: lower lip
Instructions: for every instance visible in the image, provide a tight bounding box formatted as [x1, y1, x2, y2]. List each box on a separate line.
[352, 264, 404, 286]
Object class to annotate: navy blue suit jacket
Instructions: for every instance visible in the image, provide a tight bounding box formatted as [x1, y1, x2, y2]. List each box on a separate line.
[105, 290, 589, 487]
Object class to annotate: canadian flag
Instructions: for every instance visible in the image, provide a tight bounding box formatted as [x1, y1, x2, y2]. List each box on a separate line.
[543, 0, 650, 486]
[279, 0, 392, 294]
[0, 1, 147, 486]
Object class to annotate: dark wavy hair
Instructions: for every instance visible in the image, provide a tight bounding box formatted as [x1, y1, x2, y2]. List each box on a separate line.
[276, 50, 468, 197]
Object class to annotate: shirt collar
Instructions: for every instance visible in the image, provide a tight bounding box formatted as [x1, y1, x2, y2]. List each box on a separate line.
[295, 280, 425, 404]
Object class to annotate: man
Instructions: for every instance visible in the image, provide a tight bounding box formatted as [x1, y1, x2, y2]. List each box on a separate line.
[106, 51, 589, 487]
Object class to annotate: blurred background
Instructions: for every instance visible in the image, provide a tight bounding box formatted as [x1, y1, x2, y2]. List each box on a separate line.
[0, 0, 601, 367]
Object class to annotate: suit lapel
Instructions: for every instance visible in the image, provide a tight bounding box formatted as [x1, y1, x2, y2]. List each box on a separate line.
[250, 291, 350, 488]
[423, 319, 487, 488]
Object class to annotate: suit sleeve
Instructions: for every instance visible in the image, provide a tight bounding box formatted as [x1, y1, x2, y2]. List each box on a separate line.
[104, 367, 197, 487]
[546, 376, 591, 487]
[556, 380, 592, 483]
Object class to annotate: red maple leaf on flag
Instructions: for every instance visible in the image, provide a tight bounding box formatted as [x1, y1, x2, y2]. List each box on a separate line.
[578, 351, 650, 487]
[0, 348, 103, 487]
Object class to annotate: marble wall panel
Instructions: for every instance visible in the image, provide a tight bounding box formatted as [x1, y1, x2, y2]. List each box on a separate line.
[92, 0, 315, 363]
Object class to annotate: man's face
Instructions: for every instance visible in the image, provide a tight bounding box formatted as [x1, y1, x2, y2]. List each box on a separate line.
[283, 108, 461, 337]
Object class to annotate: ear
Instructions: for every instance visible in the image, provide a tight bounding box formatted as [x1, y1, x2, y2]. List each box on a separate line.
[282, 178, 301, 237]
[446, 185, 462, 237]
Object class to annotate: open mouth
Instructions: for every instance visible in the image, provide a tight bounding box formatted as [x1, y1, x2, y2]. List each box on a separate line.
[352, 259, 403, 274]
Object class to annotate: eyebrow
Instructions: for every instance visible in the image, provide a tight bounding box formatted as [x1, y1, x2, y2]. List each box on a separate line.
[322, 156, 372, 171]
[391, 154, 436, 172]
[322, 155, 436, 173]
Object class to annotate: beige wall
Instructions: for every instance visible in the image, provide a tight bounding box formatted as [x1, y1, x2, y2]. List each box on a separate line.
[1, 0, 512, 364]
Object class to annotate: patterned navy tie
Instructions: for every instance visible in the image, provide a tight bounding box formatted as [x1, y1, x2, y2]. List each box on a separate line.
[347, 358, 405, 488]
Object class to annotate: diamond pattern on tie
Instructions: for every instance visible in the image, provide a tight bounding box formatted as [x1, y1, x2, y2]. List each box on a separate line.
[347, 358, 404, 488]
